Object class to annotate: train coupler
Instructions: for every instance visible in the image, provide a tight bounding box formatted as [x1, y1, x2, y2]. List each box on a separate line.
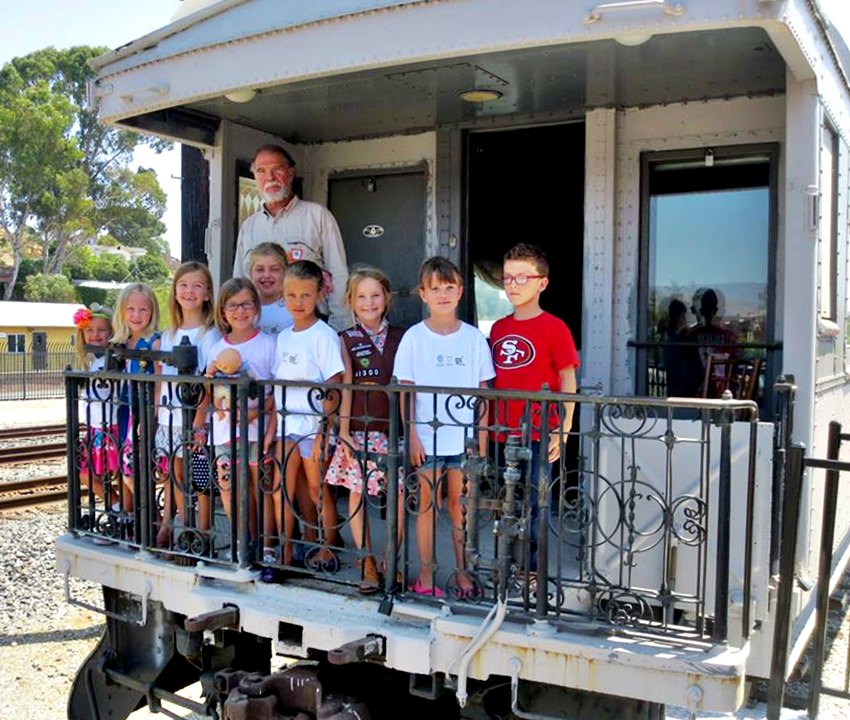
[327, 634, 385, 665]
[218, 664, 370, 719]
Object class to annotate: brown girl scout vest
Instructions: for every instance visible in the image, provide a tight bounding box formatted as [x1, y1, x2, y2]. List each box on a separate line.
[340, 324, 405, 433]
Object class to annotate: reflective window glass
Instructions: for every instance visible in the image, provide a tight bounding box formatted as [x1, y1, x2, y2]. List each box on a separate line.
[641, 150, 774, 401]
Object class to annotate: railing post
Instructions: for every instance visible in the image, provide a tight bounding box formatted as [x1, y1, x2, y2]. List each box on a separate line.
[381, 384, 400, 613]
[237, 380, 251, 569]
[137, 379, 153, 549]
[767, 442, 805, 720]
[808, 421, 843, 720]
[713, 402, 733, 643]
[65, 369, 80, 531]
[536, 398, 550, 621]
[770, 377, 796, 575]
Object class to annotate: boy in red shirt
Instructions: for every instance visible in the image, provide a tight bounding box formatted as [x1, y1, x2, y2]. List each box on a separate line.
[490, 243, 579, 573]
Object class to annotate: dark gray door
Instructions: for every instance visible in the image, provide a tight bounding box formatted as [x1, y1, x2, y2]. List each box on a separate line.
[328, 170, 426, 328]
[32, 332, 47, 370]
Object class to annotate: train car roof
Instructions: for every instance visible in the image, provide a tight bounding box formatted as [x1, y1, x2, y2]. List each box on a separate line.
[90, 0, 850, 146]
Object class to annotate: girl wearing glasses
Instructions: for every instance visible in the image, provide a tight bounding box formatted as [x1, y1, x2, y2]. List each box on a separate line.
[196, 277, 277, 540]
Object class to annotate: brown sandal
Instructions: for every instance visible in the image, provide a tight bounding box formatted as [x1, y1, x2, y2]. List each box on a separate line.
[358, 556, 381, 595]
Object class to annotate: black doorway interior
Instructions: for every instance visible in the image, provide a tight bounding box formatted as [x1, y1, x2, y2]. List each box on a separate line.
[465, 122, 584, 347]
[466, 122, 585, 497]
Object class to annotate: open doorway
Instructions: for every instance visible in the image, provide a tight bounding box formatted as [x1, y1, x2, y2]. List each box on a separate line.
[466, 123, 586, 505]
[465, 122, 584, 344]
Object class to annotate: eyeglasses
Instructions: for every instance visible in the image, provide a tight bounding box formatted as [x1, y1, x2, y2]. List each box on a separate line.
[502, 274, 545, 287]
[224, 301, 256, 312]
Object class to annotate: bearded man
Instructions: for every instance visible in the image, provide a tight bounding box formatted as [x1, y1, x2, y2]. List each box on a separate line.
[233, 144, 351, 329]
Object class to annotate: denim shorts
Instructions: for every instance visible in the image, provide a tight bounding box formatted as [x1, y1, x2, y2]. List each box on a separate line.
[154, 424, 187, 459]
[422, 453, 464, 471]
[213, 442, 260, 467]
[284, 434, 315, 459]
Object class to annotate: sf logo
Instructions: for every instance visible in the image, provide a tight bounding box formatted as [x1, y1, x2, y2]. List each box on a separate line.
[493, 335, 535, 369]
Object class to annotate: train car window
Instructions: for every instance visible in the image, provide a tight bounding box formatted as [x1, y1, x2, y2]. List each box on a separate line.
[819, 122, 839, 323]
[638, 145, 778, 405]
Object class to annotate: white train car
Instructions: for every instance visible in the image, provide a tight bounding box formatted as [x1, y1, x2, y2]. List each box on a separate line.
[58, 1, 850, 718]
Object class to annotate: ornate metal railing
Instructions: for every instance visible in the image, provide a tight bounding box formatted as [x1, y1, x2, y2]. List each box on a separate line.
[65, 361, 762, 646]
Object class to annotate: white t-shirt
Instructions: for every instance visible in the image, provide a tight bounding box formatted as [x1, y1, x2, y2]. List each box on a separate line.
[207, 331, 277, 444]
[273, 320, 344, 439]
[82, 355, 117, 429]
[393, 321, 495, 456]
[259, 300, 294, 337]
[157, 326, 222, 426]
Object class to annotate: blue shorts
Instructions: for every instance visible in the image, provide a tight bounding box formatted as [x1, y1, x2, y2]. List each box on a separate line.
[422, 454, 464, 472]
[285, 434, 315, 459]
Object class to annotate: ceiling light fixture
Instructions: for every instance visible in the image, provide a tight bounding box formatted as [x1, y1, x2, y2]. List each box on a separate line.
[224, 88, 259, 103]
[459, 89, 503, 103]
[614, 32, 652, 47]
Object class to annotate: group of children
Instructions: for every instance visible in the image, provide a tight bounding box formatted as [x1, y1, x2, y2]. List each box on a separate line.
[73, 242, 579, 599]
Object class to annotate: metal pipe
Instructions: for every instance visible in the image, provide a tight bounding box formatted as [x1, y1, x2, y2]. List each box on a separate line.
[455, 599, 508, 707]
[509, 657, 562, 720]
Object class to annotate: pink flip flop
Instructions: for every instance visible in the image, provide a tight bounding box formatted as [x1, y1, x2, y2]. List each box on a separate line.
[410, 578, 445, 598]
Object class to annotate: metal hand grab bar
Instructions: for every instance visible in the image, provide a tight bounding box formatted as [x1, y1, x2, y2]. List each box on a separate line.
[62, 560, 151, 626]
[585, 0, 685, 24]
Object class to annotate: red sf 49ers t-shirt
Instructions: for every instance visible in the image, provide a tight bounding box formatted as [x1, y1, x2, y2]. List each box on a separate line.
[489, 311, 580, 440]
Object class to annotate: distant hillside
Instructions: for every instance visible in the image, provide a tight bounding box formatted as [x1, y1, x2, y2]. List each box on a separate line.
[656, 283, 765, 318]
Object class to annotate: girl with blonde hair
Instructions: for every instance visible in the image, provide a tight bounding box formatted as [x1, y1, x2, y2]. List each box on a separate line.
[113, 282, 160, 517]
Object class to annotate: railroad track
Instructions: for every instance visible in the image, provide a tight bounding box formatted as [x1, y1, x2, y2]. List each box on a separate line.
[0, 442, 67, 464]
[0, 475, 70, 510]
[0, 424, 70, 442]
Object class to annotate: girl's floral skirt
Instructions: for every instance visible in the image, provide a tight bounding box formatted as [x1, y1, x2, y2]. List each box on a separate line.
[325, 430, 403, 496]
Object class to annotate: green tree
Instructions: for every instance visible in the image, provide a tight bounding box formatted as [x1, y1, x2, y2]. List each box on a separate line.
[0, 46, 171, 298]
[97, 166, 168, 252]
[10, 257, 43, 300]
[23, 272, 78, 303]
[0, 75, 80, 299]
[64, 245, 97, 281]
[92, 253, 130, 282]
[131, 253, 171, 284]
